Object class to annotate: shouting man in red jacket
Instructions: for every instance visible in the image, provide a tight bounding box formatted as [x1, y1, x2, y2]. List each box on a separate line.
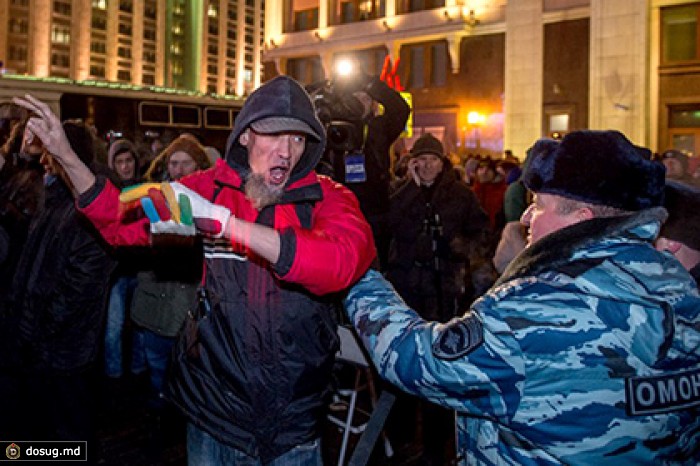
[16, 75, 375, 465]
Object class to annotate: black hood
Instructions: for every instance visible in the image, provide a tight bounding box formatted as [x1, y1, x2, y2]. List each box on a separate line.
[224, 75, 326, 186]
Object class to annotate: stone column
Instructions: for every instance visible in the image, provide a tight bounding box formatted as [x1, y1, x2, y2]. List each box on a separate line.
[589, 0, 648, 145]
[504, 0, 543, 158]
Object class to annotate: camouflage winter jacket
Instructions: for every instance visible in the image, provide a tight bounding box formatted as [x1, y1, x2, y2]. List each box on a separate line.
[345, 207, 700, 465]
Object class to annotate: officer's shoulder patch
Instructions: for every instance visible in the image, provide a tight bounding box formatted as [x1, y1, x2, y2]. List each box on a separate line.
[432, 314, 484, 360]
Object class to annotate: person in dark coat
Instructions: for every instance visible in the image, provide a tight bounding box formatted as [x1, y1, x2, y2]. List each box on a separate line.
[0, 117, 45, 439]
[387, 133, 490, 321]
[385, 133, 489, 465]
[1, 120, 116, 452]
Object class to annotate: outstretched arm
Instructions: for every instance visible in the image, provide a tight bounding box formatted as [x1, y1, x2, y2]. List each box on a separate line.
[13, 95, 96, 195]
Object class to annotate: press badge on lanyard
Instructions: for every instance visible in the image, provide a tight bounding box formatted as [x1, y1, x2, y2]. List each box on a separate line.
[345, 152, 367, 183]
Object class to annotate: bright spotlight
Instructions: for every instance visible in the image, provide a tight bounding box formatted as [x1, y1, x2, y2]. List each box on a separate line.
[335, 59, 355, 78]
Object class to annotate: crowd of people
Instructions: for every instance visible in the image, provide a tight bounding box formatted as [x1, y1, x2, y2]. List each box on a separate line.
[0, 72, 698, 466]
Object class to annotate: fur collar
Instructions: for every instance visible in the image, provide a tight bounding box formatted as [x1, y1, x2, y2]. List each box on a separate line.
[496, 207, 668, 286]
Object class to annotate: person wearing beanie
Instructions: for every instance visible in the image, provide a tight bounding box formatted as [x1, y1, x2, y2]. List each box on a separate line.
[344, 129, 700, 465]
[143, 134, 210, 182]
[107, 138, 140, 187]
[661, 149, 693, 184]
[657, 180, 700, 285]
[1, 119, 116, 454]
[386, 132, 489, 465]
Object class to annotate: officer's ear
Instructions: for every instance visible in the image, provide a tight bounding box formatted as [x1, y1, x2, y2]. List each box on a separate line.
[656, 236, 682, 254]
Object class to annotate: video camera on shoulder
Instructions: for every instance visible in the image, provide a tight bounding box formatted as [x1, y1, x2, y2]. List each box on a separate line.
[308, 79, 366, 153]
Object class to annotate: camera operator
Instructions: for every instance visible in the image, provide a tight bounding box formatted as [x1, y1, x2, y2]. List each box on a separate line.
[310, 66, 410, 269]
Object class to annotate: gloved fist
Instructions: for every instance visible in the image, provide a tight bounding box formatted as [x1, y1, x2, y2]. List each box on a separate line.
[168, 182, 232, 238]
[119, 182, 231, 238]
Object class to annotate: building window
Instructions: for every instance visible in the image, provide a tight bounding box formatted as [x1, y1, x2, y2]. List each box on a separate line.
[287, 56, 323, 84]
[410, 46, 424, 88]
[118, 47, 132, 59]
[292, 9, 319, 31]
[208, 2, 218, 17]
[119, 22, 133, 35]
[92, 15, 107, 30]
[397, 0, 443, 15]
[209, 22, 219, 34]
[51, 52, 70, 68]
[208, 44, 219, 55]
[244, 69, 252, 82]
[54, 1, 71, 15]
[90, 64, 106, 77]
[119, 0, 132, 12]
[662, 4, 700, 63]
[92, 0, 107, 8]
[431, 42, 447, 87]
[91, 41, 106, 54]
[117, 69, 131, 81]
[143, 74, 155, 85]
[9, 45, 27, 61]
[9, 18, 29, 34]
[51, 25, 71, 45]
[207, 64, 218, 74]
[144, 28, 156, 41]
[145, 3, 157, 19]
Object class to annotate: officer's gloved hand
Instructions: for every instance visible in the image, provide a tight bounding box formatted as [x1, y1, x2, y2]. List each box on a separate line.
[119, 182, 232, 238]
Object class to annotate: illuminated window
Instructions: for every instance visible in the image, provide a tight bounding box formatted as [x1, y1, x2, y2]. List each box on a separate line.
[92, 0, 107, 8]
[662, 4, 700, 63]
[51, 25, 71, 44]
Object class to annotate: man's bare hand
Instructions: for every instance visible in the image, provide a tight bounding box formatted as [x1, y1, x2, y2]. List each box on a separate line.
[13, 94, 77, 164]
[408, 158, 421, 186]
[13, 94, 96, 195]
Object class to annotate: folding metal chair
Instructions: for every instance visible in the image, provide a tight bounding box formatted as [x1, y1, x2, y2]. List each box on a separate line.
[327, 325, 393, 466]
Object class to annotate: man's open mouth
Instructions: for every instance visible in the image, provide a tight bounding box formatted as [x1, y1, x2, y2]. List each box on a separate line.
[269, 165, 290, 185]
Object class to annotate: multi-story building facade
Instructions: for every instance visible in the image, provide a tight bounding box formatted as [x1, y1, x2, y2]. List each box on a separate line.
[263, 0, 700, 159]
[0, 0, 265, 97]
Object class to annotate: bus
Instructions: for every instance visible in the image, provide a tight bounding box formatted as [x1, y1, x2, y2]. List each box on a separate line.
[0, 74, 245, 153]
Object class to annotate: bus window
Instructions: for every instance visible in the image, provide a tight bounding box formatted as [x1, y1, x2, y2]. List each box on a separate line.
[172, 105, 200, 127]
[140, 102, 170, 125]
[205, 107, 232, 129]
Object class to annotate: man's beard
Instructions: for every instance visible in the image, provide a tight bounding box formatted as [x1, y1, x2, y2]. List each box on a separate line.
[245, 173, 284, 210]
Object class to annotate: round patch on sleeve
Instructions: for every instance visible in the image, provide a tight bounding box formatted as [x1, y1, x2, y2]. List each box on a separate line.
[432, 313, 484, 360]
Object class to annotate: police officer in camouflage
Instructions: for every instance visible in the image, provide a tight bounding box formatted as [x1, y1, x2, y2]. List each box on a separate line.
[345, 130, 700, 465]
